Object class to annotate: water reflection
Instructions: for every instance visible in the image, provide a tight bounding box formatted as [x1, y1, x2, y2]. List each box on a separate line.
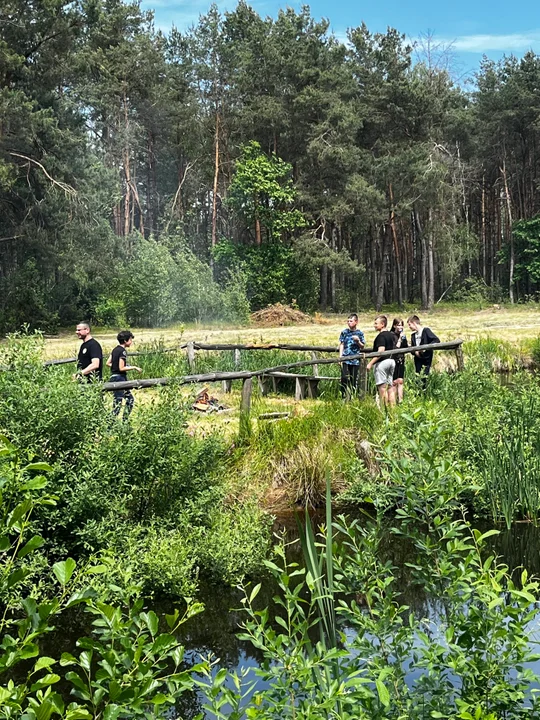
[39, 513, 540, 714]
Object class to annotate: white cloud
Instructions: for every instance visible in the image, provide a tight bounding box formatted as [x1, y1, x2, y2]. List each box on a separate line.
[448, 31, 540, 53]
[141, 0, 211, 31]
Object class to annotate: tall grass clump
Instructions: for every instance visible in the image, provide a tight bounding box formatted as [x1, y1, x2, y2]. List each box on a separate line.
[237, 399, 383, 508]
[478, 394, 540, 527]
[529, 334, 540, 365]
[466, 336, 524, 372]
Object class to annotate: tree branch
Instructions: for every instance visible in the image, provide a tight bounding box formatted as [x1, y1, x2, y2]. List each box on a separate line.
[8, 152, 76, 196]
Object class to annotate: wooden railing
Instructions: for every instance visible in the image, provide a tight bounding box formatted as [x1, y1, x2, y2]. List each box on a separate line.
[102, 339, 465, 407]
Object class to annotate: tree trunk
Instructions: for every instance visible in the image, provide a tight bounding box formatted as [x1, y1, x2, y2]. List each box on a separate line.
[427, 207, 434, 309]
[375, 225, 391, 311]
[414, 208, 428, 310]
[501, 161, 514, 303]
[211, 112, 220, 258]
[388, 184, 403, 308]
[320, 265, 328, 310]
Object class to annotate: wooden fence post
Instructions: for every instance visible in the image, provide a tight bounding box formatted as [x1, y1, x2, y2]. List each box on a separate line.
[241, 377, 252, 414]
[239, 377, 253, 441]
[222, 379, 232, 393]
[234, 348, 241, 368]
[295, 377, 305, 401]
[186, 342, 196, 372]
[358, 357, 367, 396]
[311, 351, 319, 377]
[455, 346, 465, 371]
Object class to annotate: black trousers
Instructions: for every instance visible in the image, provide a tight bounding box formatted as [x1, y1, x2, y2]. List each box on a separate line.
[340, 363, 359, 398]
[414, 356, 432, 388]
[110, 373, 134, 420]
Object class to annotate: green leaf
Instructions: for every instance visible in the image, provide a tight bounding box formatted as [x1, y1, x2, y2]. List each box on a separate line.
[22, 476, 49, 491]
[79, 650, 93, 673]
[249, 583, 261, 604]
[103, 704, 121, 720]
[18, 534, 45, 558]
[0, 435, 16, 453]
[165, 609, 179, 629]
[33, 656, 56, 673]
[52, 558, 76, 586]
[151, 633, 175, 654]
[375, 677, 390, 707]
[7, 567, 28, 588]
[30, 673, 61, 691]
[141, 610, 159, 636]
[60, 653, 77, 667]
[24, 462, 53, 473]
[64, 707, 93, 720]
[151, 693, 170, 705]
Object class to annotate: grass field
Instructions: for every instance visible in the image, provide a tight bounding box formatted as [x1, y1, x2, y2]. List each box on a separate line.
[24, 303, 540, 360]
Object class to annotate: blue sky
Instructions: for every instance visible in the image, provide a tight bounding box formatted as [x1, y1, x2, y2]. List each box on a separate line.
[141, 0, 540, 79]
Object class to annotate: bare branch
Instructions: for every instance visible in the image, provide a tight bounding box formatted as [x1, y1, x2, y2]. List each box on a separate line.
[8, 152, 77, 196]
[165, 160, 195, 234]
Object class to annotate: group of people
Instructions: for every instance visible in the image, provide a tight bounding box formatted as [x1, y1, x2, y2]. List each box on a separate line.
[338, 313, 440, 405]
[74, 322, 141, 420]
[74, 313, 437, 419]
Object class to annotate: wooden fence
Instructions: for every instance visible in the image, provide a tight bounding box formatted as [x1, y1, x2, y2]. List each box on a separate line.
[101, 339, 465, 409]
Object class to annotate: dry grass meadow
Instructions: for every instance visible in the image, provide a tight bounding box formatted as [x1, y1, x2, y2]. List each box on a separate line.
[36, 303, 540, 360]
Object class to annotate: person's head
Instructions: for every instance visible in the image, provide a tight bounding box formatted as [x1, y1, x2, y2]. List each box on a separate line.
[374, 315, 387, 331]
[407, 315, 421, 331]
[76, 322, 91, 340]
[117, 330, 135, 347]
[392, 318, 404, 334]
[347, 313, 358, 329]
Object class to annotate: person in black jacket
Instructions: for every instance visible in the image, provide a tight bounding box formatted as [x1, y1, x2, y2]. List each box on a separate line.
[407, 315, 439, 386]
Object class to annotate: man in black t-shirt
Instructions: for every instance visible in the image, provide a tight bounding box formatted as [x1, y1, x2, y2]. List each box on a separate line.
[106, 330, 142, 420]
[74, 322, 103, 382]
[366, 315, 396, 408]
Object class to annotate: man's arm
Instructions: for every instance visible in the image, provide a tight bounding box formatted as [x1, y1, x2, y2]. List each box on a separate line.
[119, 356, 142, 373]
[425, 328, 440, 344]
[367, 344, 385, 370]
[339, 342, 344, 357]
[80, 357, 100, 376]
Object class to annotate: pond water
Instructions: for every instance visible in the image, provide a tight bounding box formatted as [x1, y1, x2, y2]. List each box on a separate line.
[40, 513, 540, 717]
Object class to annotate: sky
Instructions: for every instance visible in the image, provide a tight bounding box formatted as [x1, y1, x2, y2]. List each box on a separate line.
[141, 0, 540, 81]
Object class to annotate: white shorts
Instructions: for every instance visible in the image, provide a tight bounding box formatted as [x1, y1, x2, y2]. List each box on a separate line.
[373, 358, 396, 386]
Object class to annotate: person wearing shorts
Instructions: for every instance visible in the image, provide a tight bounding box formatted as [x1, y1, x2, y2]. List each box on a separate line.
[366, 315, 396, 408]
[391, 318, 408, 403]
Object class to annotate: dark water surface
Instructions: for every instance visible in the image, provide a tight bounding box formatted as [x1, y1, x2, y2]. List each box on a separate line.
[40, 514, 540, 716]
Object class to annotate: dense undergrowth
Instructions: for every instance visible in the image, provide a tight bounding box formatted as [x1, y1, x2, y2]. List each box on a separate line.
[3, 329, 540, 716]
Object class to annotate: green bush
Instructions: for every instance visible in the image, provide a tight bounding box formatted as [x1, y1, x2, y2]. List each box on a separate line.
[198, 501, 272, 585]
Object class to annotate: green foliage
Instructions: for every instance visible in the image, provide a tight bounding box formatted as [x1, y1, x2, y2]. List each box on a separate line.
[104, 236, 251, 326]
[215, 238, 303, 310]
[449, 277, 503, 306]
[0, 330, 107, 460]
[197, 501, 273, 585]
[228, 141, 306, 242]
[531, 335, 540, 365]
[477, 394, 540, 527]
[202, 471, 540, 719]
[510, 214, 540, 285]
